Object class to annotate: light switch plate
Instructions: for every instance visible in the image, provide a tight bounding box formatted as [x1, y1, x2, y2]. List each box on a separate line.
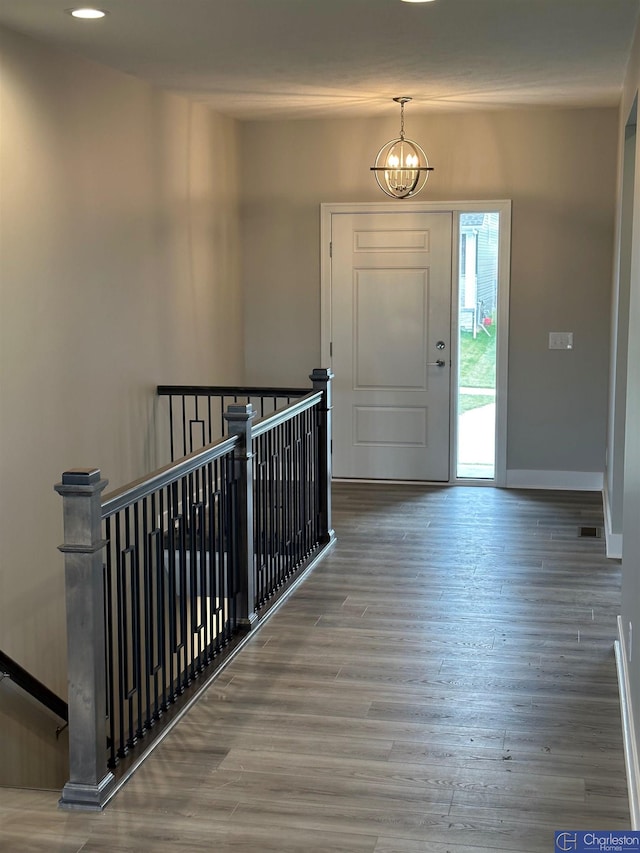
[549, 332, 573, 350]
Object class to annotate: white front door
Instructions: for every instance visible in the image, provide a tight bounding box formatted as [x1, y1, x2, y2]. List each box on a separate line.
[330, 211, 453, 481]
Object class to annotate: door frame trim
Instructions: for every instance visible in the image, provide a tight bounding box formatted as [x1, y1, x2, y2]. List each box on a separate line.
[321, 200, 512, 487]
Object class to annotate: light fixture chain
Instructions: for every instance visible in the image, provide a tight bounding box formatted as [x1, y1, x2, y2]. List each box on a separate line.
[400, 100, 405, 139]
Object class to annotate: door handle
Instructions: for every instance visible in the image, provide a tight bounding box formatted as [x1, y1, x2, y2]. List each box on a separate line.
[427, 359, 446, 367]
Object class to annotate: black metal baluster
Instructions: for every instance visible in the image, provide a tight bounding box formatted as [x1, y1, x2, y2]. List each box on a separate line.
[314, 404, 320, 546]
[213, 460, 222, 644]
[226, 457, 237, 634]
[179, 475, 189, 691]
[300, 410, 308, 557]
[220, 396, 227, 437]
[168, 396, 175, 463]
[290, 416, 298, 572]
[220, 456, 230, 642]
[307, 406, 316, 553]
[199, 494, 207, 669]
[190, 499, 205, 679]
[181, 396, 187, 458]
[121, 508, 139, 750]
[261, 432, 270, 605]
[275, 427, 282, 586]
[114, 513, 128, 758]
[292, 415, 300, 571]
[272, 423, 280, 590]
[283, 421, 293, 582]
[254, 435, 264, 606]
[203, 461, 213, 661]
[193, 396, 199, 454]
[132, 502, 144, 741]
[141, 495, 151, 733]
[260, 431, 269, 607]
[267, 425, 275, 594]
[218, 457, 230, 644]
[308, 406, 315, 547]
[187, 472, 196, 681]
[144, 494, 163, 731]
[158, 486, 168, 714]
[146, 491, 162, 723]
[167, 484, 178, 703]
[302, 411, 308, 559]
[104, 518, 117, 769]
[206, 461, 216, 655]
[272, 425, 280, 594]
[295, 413, 303, 564]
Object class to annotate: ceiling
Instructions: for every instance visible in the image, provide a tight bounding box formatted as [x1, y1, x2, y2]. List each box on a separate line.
[1, 0, 638, 121]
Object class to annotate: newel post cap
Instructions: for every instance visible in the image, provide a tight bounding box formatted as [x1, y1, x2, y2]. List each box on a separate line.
[62, 469, 102, 486]
[55, 469, 108, 496]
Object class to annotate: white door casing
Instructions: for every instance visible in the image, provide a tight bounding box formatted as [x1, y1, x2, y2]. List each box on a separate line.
[330, 211, 453, 481]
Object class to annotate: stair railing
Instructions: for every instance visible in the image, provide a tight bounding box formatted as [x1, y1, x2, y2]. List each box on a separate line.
[156, 383, 311, 461]
[55, 369, 333, 810]
[0, 649, 68, 723]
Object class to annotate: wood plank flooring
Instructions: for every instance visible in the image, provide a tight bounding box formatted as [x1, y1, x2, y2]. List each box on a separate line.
[0, 483, 629, 852]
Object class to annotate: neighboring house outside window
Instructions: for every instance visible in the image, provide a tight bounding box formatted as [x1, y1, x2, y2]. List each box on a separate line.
[460, 212, 499, 334]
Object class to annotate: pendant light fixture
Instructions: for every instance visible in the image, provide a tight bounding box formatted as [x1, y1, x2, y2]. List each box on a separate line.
[371, 97, 433, 199]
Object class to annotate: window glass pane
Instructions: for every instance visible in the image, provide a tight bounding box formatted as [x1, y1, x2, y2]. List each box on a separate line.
[456, 212, 498, 479]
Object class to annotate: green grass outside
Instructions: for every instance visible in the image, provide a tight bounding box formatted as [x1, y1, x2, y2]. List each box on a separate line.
[459, 326, 496, 388]
[458, 394, 495, 415]
[458, 325, 496, 414]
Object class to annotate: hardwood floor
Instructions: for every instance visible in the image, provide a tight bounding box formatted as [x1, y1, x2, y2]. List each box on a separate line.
[0, 483, 629, 852]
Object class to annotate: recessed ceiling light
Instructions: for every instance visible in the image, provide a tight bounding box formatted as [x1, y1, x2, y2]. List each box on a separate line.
[401, 0, 436, 3]
[67, 8, 108, 19]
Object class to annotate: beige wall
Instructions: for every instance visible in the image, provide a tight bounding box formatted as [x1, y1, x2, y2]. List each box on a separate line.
[0, 26, 243, 706]
[240, 108, 618, 475]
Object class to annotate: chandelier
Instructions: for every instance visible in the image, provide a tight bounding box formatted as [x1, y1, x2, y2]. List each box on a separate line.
[371, 97, 433, 199]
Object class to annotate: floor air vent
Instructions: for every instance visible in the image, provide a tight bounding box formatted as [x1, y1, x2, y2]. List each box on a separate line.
[579, 526, 603, 538]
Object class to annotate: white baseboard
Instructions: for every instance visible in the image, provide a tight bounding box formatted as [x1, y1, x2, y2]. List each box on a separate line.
[606, 528, 624, 559]
[616, 615, 640, 828]
[603, 478, 623, 559]
[505, 469, 604, 491]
